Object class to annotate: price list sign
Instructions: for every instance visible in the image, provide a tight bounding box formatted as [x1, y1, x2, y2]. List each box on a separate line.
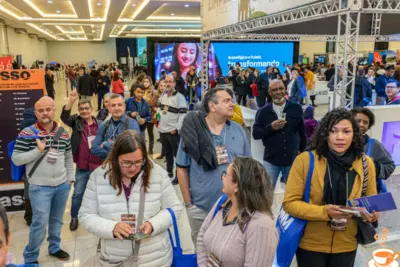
[0, 70, 45, 184]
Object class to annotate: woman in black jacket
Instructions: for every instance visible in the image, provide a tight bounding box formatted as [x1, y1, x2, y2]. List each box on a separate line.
[236, 70, 248, 105]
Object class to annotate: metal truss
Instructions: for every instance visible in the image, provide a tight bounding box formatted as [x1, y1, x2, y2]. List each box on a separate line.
[363, 0, 400, 12]
[203, 0, 343, 40]
[209, 34, 400, 42]
[333, 9, 361, 110]
[371, 12, 382, 35]
[200, 39, 209, 94]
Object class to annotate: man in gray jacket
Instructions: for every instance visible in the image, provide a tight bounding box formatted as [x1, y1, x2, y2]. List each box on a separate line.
[352, 107, 396, 192]
[12, 96, 74, 264]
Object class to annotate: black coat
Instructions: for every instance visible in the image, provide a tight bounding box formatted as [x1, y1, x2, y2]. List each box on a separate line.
[78, 74, 96, 96]
[236, 75, 248, 96]
[176, 77, 186, 96]
[96, 75, 111, 92]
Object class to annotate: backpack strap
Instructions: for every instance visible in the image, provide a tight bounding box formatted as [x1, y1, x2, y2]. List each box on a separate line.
[212, 194, 229, 220]
[367, 138, 374, 156]
[361, 153, 369, 197]
[303, 151, 315, 202]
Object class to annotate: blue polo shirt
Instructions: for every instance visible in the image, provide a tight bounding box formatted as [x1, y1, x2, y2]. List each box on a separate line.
[176, 120, 252, 211]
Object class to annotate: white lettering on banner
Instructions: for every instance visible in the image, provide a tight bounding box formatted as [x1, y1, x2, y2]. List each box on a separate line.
[0, 195, 24, 207]
[278, 208, 294, 232]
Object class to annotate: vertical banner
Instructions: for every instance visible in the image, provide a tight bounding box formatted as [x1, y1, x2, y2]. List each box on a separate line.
[0, 70, 45, 211]
[0, 56, 13, 71]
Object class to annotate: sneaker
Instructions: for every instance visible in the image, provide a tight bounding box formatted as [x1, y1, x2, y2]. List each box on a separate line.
[168, 173, 173, 178]
[156, 154, 165, 160]
[49, 249, 70, 261]
[69, 218, 78, 231]
[171, 177, 179, 185]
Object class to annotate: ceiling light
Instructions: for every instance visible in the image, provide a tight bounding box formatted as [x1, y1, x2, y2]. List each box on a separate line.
[97, 2, 102, 6]
[170, 13, 175, 16]
[56, 10, 60, 13]
[132, 4, 136, 7]
[48, 0, 53, 3]
[185, 4, 189, 7]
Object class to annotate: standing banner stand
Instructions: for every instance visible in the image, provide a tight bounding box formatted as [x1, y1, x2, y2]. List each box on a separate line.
[0, 69, 45, 212]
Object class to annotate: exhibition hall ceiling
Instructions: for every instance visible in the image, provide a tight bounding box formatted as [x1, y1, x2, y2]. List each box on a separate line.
[0, 0, 201, 41]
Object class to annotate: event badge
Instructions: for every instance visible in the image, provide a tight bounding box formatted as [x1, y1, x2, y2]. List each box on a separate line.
[121, 214, 136, 228]
[47, 148, 58, 164]
[162, 105, 169, 115]
[207, 253, 221, 267]
[328, 218, 347, 231]
[216, 145, 229, 165]
[88, 135, 95, 149]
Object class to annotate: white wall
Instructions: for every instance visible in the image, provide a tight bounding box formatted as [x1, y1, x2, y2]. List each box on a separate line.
[47, 38, 116, 65]
[6, 27, 48, 66]
[299, 41, 326, 58]
[389, 42, 400, 51]
[357, 42, 375, 53]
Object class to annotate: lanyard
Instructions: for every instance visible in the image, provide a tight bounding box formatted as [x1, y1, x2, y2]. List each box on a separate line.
[111, 121, 121, 139]
[210, 210, 237, 263]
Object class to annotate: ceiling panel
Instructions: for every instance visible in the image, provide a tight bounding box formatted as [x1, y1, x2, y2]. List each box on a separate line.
[28, 0, 77, 17]
[151, 2, 199, 17]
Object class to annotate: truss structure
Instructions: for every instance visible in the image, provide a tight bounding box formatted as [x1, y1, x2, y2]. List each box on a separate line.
[200, 39, 209, 94]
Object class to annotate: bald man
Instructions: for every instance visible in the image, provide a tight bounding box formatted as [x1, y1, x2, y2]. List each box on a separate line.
[252, 80, 307, 189]
[12, 96, 74, 264]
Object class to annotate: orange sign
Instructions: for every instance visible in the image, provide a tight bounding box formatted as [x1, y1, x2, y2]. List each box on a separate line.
[0, 56, 13, 70]
[368, 228, 399, 267]
[0, 69, 45, 94]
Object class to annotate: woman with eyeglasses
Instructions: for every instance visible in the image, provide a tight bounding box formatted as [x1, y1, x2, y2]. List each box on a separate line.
[197, 157, 278, 267]
[79, 130, 182, 267]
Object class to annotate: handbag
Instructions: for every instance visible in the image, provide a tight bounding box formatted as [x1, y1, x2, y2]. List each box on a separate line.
[356, 154, 377, 245]
[94, 184, 146, 267]
[273, 151, 314, 267]
[167, 208, 198, 267]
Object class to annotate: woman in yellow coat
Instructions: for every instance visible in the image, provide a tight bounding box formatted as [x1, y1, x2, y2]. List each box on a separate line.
[283, 108, 379, 267]
[226, 88, 244, 125]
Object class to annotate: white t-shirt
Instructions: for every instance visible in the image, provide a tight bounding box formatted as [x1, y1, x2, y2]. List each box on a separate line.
[273, 101, 286, 120]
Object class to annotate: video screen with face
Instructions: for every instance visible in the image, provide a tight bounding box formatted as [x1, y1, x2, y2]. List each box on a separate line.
[381, 121, 400, 166]
[154, 43, 201, 80]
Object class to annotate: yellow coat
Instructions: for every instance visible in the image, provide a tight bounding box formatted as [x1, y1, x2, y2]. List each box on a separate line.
[230, 104, 244, 125]
[283, 151, 377, 254]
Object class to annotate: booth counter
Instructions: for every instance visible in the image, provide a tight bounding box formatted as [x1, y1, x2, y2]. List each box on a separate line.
[314, 81, 330, 104]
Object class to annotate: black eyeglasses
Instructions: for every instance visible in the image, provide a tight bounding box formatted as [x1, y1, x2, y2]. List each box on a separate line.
[119, 159, 144, 169]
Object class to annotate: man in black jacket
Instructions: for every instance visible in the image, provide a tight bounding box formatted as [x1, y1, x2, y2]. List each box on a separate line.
[61, 89, 102, 231]
[78, 68, 96, 101]
[96, 69, 111, 111]
[253, 80, 307, 189]
[45, 68, 55, 99]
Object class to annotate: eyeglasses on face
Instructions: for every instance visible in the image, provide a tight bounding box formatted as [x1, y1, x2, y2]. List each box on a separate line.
[119, 159, 144, 168]
[386, 86, 398, 90]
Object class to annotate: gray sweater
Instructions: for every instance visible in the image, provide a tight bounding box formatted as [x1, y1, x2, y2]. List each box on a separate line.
[197, 199, 278, 267]
[12, 123, 75, 186]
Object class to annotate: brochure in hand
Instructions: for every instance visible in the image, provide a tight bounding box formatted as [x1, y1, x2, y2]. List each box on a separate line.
[347, 192, 397, 213]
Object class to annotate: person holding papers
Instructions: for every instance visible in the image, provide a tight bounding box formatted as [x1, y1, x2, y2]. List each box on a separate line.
[282, 108, 378, 267]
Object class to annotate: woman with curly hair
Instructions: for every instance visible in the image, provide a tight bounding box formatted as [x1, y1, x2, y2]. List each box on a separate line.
[282, 108, 379, 267]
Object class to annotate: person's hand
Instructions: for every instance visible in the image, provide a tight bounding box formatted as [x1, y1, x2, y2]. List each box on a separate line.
[138, 118, 145, 125]
[36, 138, 46, 152]
[103, 82, 107, 86]
[139, 221, 153, 236]
[113, 222, 133, 240]
[69, 88, 79, 102]
[170, 130, 177, 135]
[361, 210, 380, 223]
[131, 112, 138, 118]
[326, 205, 351, 220]
[68, 181, 74, 186]
[271, 119, 287, 130]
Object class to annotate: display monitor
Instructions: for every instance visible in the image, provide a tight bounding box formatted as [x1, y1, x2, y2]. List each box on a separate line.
[381, 121, 400, 166]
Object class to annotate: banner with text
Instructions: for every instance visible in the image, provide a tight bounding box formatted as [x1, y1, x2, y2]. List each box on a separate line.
[0, 56, 13, 71]
[203, 0, 319, 32]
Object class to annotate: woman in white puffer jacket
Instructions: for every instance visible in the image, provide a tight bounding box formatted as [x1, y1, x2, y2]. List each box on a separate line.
[79, 130, 182, 267]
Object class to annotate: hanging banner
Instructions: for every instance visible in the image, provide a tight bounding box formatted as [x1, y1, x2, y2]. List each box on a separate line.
[203, 0, 319, 32]
[374, 51, 383, 63]
[0, 56, 13, 71]
[0, 69, 45, 211]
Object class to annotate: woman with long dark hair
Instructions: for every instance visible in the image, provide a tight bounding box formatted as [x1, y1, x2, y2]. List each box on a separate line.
[283, 108, 379, 267]
[197, 157, 277, 267]
[111, 72, 124, 97]
[171, 43, 200, 79]
[79, 130, 182, 267]
[143, 76, 159, 155]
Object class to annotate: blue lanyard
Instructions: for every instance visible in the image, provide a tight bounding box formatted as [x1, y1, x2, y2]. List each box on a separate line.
[111, 121, 121, 139]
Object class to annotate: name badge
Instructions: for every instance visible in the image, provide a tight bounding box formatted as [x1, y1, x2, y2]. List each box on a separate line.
[207, 253, 221, 267]
[47, 147, 58, 164]
[121, 214, 136, 229]
[88, 135, 95, 149]
[328, 218, 347, 231]
[216, 145, 229, 165]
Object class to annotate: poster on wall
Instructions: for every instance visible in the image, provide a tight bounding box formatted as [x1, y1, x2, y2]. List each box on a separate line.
[0, 70, 45, 185]
[0, 56, 13, 70]
[202, 0, 319, 32]
[382, 121, 400, 166]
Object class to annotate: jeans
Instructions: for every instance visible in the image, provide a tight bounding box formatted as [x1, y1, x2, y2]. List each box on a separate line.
[263, 161, 292, 189]
[71, 169, 91, 219]
[146, 123, 154, 151]
[24, 182, 71, 263]
[186, 205, 208, 250]
[160, 132, 180, 175]
[296, 247, 357, 267]
[70, 79, 77, 90]
[140, 129, 146, 142]
[97, 90, 108, 110]
[236, 95, 247, 106]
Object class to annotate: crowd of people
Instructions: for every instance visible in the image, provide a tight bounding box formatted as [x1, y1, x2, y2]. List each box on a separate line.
[2, 57, 398, 267]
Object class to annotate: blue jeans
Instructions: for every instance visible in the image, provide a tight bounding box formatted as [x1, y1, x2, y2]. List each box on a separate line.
[24, 182, 71, 263]
[263, 161, 292, 189]
[140, 129, 146, 142]
[71, 169, 91, 219]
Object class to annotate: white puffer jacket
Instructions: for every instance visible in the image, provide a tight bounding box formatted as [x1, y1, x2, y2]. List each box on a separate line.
[79, 162, 182, 267]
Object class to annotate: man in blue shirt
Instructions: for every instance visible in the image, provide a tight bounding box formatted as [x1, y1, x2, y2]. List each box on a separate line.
[375, 65, 395, 105]
[91, 94, 140, 160]
[176, 88, 251, 247]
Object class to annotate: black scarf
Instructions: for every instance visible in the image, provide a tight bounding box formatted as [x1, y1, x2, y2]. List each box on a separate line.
[323, 149, 356, 206]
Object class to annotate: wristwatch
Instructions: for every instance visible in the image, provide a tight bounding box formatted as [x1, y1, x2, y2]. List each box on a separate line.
[184, 202, 193, 208]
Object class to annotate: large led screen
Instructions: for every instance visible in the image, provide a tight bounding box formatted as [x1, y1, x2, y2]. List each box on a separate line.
[154, 42, 294, 81]
[382, 121, 400, 166]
